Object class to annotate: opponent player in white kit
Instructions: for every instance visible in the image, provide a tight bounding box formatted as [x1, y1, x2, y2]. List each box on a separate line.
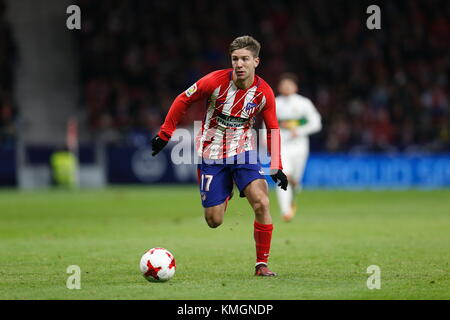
[275, 73, 322, 221]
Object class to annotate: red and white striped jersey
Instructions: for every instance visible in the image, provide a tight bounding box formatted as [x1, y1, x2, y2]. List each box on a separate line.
[158, 69, 282, 170]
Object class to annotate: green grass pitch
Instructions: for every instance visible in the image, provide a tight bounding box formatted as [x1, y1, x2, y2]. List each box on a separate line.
[0, 186, 449, 300]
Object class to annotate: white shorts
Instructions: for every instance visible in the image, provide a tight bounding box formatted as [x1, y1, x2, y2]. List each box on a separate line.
[281, 145, 309, 185]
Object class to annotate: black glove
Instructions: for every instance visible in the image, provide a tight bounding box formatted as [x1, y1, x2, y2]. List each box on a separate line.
[271, 169, 288, 191]
[151, 135, 168, 156]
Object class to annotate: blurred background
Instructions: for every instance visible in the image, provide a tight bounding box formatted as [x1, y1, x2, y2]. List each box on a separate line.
[0, 0, 449, 189]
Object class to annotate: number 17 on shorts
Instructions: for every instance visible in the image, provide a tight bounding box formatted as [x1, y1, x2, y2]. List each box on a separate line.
[199, 174, 214, 205]
[200, 174, 213, 192]
[197, 164, 234, 208]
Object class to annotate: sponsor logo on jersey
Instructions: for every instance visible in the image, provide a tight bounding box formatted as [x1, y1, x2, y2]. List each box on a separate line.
[185, 83, 197, 97]
[217, 113, 248, 128]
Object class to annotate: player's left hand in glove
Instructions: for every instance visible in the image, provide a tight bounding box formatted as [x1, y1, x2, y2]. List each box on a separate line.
[151, 135, 168, 156]
[270, 169, 288, 191]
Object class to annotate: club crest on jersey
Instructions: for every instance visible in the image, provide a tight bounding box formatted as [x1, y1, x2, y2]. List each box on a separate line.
[245, 101, 258, 111]
[185, 83, 197, 97]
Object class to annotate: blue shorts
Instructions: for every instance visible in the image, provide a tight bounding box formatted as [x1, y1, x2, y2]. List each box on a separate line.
[197, 151, 265, 208]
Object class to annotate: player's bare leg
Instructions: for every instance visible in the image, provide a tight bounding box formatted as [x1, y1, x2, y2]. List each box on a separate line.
[243, 179, 277, 276]
[284, 175, 297, 222]
[290, 178, 298, 217]
[277, 174, 296, 222]
[204, 202, 227, 228]
[244, 179, 272, 224]
[203, 191, 233, 228]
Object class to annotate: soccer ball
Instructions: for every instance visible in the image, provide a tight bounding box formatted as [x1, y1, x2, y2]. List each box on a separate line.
[140, 247, 176, 282]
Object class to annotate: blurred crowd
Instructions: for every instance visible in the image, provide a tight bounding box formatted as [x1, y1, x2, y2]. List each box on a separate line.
[79, 0, 449, 152]
[0, 0, 17, 149]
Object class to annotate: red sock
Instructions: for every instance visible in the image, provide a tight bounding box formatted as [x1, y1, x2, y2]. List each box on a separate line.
[253, 221, 273, 264]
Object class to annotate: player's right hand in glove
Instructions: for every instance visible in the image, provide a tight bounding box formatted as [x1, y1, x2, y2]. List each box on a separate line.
[151, 135, 168, 156]
[270, 169, 288, 191]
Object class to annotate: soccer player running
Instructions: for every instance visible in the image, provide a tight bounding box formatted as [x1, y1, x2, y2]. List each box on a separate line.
[275, 73, 322, 222]
[151, 36, 288, 276]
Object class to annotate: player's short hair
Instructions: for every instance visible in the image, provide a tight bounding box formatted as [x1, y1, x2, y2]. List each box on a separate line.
[279, 72, 299, 85]
[229, 35, 261, 57]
